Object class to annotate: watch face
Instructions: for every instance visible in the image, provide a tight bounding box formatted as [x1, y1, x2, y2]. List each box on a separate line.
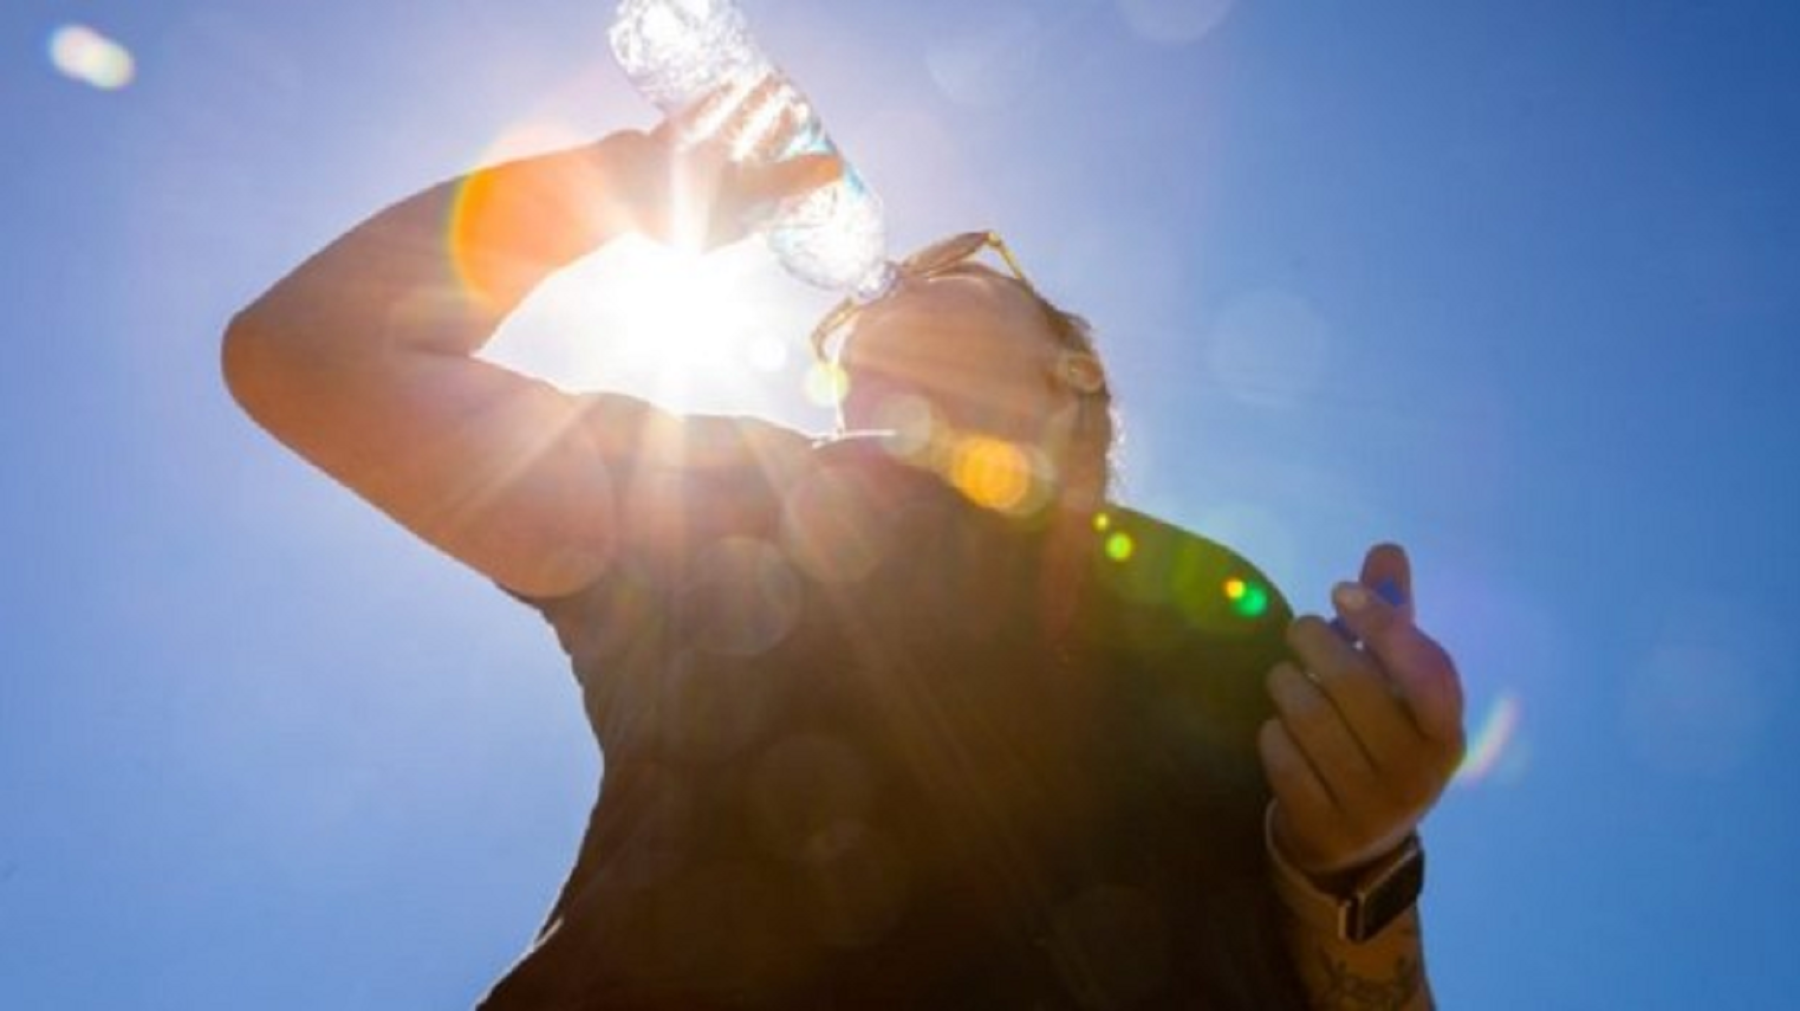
[1346, 845, 1425, 943]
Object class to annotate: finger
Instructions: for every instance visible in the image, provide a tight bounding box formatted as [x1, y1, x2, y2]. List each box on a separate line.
[1327, 543, 1409, 640]
[1360, 543, 1414, 622]
[1331, 580, 1466, 748]
[1257, 719, 1342, 871]
[730, 75, 813, 163]
[657, 76, 760, 150]
[1266, 662, 1383, 804]
[1286, 616, 1461, 829]
[1283, 618, 1428, 776]
[733, 152, 844, 209]
[695, 153, 841, 248]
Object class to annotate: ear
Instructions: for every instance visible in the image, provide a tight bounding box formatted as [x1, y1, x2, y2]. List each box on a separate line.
[1055, 350, 1107, 395]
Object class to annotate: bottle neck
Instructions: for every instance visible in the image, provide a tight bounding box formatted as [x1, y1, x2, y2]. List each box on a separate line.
[853, 260, 899, 304]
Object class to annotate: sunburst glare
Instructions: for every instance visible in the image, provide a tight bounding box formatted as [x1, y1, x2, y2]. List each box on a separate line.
[48, 24, 136, 91]
[457, 108, 837, 416]
[487, 232, 821, 418]
[607, 238, 758, 370]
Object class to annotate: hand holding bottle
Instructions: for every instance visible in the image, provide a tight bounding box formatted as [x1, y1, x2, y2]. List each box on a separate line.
[610, 0, 894, 295]
[605, 99, 844, 254]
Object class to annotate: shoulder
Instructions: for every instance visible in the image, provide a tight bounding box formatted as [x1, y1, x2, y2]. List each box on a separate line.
[1074, 505, 1293, 751]
[1084, 505, 1293, 638]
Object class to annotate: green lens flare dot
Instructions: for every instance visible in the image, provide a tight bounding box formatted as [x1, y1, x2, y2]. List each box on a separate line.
[1224, 577, 1269, 618]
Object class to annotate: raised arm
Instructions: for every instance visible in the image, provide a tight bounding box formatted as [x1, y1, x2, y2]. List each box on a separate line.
[222, 128, 834, 596]
[1258, 544, 1466, 1009]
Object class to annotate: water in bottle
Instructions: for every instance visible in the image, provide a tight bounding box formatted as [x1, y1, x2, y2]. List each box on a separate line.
[608, 0, 895, 299]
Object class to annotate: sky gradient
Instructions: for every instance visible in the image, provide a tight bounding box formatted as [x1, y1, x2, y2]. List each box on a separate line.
[4, 0, 1798, 1007]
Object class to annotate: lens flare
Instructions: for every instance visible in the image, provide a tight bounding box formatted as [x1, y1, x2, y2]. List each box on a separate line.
[1117, 0, 1236, 46]
[1455, 693, 1524, 786]
[1105, 532, 1135, 563]
[925, 7, 1045, 109]
[49, 24, 136, 91]
[949, 436, 1037, 514]
[806, 361, 850, 408]
[869, 393, 937, 460]
[1223, 577, 1270, 619]
[446, 119, 595, 308]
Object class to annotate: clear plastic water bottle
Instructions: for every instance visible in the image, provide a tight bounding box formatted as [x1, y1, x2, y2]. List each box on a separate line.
[608, 0, 896, 300]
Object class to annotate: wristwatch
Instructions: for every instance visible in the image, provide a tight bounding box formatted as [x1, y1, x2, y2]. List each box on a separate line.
[1264, 804, 1426, 944]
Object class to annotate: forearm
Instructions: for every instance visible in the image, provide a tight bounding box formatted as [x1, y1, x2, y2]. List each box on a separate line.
[1282, 906, 1435, 1011]
[217, 134, 668, 595]
[228, 133, 648, 363]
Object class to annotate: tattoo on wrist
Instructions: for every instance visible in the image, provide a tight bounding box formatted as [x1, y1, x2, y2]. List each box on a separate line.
[1313, 951, 1424, 1011]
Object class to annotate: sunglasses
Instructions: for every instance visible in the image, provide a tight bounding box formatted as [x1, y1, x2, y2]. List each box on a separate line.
[808, 230, 1036, 363]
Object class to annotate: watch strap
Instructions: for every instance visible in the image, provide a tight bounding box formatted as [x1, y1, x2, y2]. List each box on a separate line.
[1264, 803, 1426, 943]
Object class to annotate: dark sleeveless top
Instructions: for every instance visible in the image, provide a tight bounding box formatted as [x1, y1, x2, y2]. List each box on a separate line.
[481, 433, 1308, 1009]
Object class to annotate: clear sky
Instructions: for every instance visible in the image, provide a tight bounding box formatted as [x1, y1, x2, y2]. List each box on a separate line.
[4, 0, 1797, 1007]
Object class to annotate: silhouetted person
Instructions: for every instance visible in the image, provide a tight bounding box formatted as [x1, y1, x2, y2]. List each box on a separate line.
[225, 116, 1465, 1008]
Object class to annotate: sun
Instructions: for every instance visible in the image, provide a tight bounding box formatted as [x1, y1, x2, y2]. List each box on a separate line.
[603, 235, 762, 370]
[454, 108, 847, 419]
[485, 230, 836, 419]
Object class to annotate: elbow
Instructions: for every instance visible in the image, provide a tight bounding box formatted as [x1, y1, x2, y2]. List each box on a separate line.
[222, 305, 328, 436]
[220, 308, 280, 425]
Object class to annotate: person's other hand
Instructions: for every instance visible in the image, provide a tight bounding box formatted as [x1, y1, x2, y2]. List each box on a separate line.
[606, 84, 843, 252]
[1258, 543, 1466, 878]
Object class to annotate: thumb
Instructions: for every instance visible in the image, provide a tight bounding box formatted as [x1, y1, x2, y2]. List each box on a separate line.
[1359, 542, 1414, 622]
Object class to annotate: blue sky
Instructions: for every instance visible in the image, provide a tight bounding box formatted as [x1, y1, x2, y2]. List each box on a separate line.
[4, 0, 1797, 1007]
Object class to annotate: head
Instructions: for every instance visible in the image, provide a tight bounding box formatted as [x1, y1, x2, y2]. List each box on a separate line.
[812, 232, 1117, 515]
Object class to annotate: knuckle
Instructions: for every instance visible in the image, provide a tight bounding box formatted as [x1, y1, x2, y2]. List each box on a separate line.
[1285, 615, 1333, 652]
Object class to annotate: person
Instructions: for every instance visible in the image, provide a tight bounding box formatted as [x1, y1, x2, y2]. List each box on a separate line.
[223, 112, 1466, 1008]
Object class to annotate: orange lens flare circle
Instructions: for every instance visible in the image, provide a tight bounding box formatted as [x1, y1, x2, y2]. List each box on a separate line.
[447, 120, 596, 308]
[949, 436, 1036, 515]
